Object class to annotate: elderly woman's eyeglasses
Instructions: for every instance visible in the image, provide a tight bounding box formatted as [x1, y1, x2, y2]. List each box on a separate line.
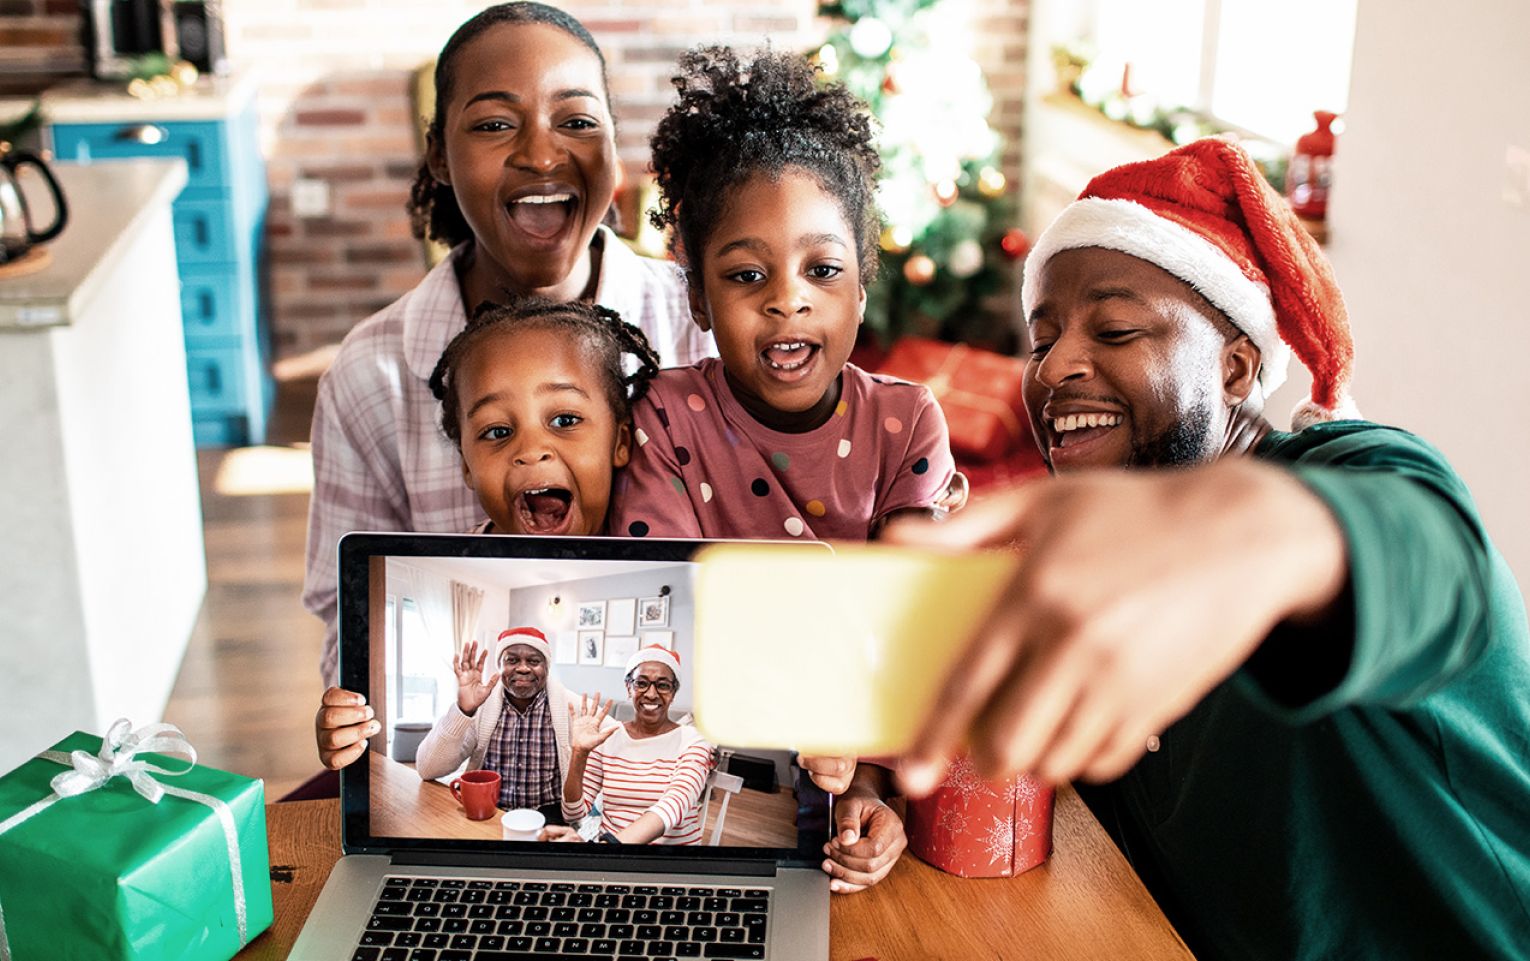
[628, 677, 675, 694]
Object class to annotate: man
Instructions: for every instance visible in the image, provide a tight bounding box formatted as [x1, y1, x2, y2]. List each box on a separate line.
[417, 626, 600, 827]
[890, 139, 1530, 959]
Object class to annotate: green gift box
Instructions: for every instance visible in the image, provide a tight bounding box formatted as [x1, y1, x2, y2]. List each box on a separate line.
[0, 722, 274, 961]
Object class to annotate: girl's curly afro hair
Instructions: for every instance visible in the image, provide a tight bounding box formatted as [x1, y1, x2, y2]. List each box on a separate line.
[648, 46, 882, 285]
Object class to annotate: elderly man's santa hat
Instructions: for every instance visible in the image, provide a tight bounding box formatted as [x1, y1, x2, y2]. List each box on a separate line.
[494, 626, 550, 663]
[1021, 137, 1360, 429]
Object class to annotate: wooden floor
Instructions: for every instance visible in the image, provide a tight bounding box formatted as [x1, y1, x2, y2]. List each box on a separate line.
[162, 376, 325, 800]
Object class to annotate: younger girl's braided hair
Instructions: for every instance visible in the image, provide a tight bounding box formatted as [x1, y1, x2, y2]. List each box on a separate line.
[428, 297, 662, 446]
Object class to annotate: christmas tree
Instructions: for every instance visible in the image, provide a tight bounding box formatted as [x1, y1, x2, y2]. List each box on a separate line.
[812, 0, 1026, 349]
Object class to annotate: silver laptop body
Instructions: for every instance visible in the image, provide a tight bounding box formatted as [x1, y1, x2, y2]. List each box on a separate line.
[290, 533, 831, 961]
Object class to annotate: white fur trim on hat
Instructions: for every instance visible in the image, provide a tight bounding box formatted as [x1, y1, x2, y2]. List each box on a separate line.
[1021, 197, 1292, 395]
[1290, 390, 1363, 431]
[495, 627, 550, 663]
[624, 645, 680, 680]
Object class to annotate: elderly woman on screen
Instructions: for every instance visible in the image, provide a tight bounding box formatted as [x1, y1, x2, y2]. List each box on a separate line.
[560, 646, 713, 845]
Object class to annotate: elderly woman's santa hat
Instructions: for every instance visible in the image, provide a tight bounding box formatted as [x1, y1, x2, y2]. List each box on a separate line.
[494, 626, 550, 663]
[1020, 137, 1360, 429]
[624, 644, 681, 680]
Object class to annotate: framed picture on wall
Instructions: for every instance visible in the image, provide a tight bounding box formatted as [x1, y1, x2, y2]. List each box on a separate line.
[578, 631, 604, 665]
[604, 635, 637, 668]
[554, 631, 579, 665]
[577, 601, 606, 630]
[640, 630, 674, 651]
[606, 597, 637, 635]
[638, 595, 669, 628]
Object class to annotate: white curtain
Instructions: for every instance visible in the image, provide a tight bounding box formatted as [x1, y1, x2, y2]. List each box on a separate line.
[452, 581, 485, 656]
[409, 565, 457, 665]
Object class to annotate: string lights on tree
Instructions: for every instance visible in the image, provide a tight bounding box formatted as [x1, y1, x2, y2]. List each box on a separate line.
[812, 0, 1023, 347]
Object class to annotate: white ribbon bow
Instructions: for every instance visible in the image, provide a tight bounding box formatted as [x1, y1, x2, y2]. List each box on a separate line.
[49, 718, 197, 804]
[0, 718, 249, 961]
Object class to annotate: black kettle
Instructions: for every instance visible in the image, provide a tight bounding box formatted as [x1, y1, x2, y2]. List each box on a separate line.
[0, 144, 69, 265]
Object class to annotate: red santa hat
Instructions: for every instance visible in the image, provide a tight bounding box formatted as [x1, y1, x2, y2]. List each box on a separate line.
[494, 626, 550, 663]
[624, 644, 681, 680]
[1020, 137, 1360, 429]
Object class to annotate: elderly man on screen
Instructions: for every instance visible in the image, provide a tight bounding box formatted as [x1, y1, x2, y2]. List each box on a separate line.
[889, 139, 1530, 960]
[416, 626, 611, 827]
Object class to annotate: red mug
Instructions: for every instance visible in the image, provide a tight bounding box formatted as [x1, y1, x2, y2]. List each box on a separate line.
[450, 769, 502, 820]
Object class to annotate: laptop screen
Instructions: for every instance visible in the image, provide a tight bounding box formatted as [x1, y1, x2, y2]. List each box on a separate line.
[337, 533, 832, 868]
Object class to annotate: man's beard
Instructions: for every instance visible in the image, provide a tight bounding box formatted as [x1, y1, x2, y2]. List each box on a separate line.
[1126, 400, 1216, 468]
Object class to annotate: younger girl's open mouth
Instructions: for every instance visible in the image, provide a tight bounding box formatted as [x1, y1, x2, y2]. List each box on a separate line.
[517, 486, 576, 533]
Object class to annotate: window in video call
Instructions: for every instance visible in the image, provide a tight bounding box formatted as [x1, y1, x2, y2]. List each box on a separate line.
[367, 554, 815, 849]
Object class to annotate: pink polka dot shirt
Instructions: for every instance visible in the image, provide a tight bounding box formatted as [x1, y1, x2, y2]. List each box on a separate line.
[609, 358, 956, 540]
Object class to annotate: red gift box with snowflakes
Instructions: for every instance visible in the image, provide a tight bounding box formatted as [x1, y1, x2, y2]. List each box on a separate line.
[877, 337, 1032, 463]
[904, 756, 1055, 878]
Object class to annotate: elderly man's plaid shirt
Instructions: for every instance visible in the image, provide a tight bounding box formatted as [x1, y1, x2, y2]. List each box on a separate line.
[303, 231, 714, 686]
[482, 688, 560, 810]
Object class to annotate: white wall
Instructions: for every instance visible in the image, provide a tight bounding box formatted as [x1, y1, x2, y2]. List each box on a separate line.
[508, 566, 696, 715]
[475, 588, 509, 651]
[1327, 0, 1530, 594]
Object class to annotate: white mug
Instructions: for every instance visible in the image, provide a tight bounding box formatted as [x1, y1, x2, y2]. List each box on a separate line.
[501, 808, 546, 841]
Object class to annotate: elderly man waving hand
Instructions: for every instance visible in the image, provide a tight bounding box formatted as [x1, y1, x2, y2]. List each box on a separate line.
[417, 626, 603, 827]
[891, 140, 1530, 961]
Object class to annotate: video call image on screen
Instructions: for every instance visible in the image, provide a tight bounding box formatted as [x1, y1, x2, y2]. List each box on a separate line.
[368, 555, 811, 848]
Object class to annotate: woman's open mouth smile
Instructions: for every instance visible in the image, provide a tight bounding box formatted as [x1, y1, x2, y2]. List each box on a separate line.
[504, 185, 580, 247]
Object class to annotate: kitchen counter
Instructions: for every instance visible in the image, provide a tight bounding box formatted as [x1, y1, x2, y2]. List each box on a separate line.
[0, 157, 206, 770]
[38, 71, 259, 124]
[0, 159, 188, 328]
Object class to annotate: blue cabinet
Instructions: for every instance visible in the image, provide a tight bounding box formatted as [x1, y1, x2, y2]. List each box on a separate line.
[48, 86, 272, 447]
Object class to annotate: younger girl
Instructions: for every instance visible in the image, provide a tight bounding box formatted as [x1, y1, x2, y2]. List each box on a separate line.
[607, 47, 956, 541]
[314, 297, 660, 769]
[429, 298, 659, 536]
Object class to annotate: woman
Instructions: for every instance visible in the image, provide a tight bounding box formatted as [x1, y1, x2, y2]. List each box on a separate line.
[303, 2, 712, 689]
[561, 646, 712, 844]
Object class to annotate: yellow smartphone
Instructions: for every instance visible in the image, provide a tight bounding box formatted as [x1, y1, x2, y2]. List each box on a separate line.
[691, 542, 1018, 756]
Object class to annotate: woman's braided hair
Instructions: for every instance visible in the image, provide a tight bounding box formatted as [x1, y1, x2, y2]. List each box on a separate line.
[428, 297, 661, 446]
[647, 45, 882, 284]
[407, 2, 612, 248]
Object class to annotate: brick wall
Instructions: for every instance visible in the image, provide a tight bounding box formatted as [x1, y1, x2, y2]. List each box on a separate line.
[2, 0, 1027, 359]
[0, 0, 84, 94]
[973, 0, 1027, 190]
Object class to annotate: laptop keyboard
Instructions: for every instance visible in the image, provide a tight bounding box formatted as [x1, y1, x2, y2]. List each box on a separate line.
[351, 876, 772, 961]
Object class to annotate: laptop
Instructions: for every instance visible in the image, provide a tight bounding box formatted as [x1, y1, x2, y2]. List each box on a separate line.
[291, 532, 832, 961]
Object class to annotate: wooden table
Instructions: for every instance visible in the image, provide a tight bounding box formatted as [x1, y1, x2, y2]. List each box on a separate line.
[370, 752, 506, 840]
[237, 784, 1193, 960]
